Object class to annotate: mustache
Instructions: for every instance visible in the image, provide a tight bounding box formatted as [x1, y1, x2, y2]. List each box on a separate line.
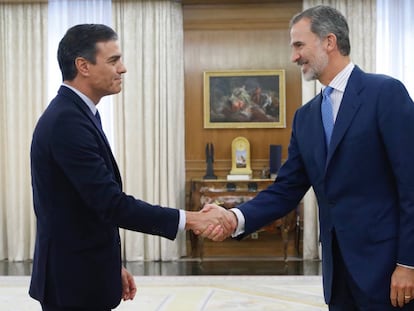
[296, 59, 307, 66]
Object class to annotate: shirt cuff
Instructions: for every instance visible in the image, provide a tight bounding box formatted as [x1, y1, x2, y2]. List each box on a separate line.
[230, 208, 245, 237]
[397, 263, 414, 269]
[178, 209, 186, 231]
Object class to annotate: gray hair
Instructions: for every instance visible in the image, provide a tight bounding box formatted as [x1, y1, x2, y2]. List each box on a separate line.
[290, 5, 350, 56]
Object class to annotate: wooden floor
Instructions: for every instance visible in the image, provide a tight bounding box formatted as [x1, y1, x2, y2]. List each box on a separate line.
[0, 228, 314, 277]
[0, 259, 322, 276]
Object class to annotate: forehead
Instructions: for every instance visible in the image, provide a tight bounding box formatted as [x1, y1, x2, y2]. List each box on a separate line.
[95, 40, 121, 57]
[290, 18, 316, 45]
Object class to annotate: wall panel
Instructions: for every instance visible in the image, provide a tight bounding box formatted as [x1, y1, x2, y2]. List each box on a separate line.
[184, 0, 303, 180]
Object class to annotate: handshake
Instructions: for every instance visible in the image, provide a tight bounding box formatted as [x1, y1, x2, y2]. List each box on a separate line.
[185, 204, 238, 241]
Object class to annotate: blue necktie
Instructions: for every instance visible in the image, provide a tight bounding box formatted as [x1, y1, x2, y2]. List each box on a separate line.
[321, 86, 334, 146]
[95, 110, 103, 130]
[95, 110, 111, 146]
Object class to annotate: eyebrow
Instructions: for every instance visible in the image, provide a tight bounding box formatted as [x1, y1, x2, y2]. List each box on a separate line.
[107, 54, 121, 63]
[290, 40, 304, 47]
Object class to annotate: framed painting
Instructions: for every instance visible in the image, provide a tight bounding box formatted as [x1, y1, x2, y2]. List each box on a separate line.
[203, 69, 286, 129]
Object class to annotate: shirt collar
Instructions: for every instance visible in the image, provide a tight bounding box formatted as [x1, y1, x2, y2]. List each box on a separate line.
[62, 83, 97, 115]
[326, 62, 355, 92]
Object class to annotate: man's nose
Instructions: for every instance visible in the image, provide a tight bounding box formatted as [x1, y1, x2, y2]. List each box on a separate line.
[290, 50, 300, 63]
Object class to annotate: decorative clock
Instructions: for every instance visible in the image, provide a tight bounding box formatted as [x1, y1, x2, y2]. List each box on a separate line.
[229, 136, 252, 178]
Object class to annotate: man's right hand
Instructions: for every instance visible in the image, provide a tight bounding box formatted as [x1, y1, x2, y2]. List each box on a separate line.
[185, 204, 237, 241]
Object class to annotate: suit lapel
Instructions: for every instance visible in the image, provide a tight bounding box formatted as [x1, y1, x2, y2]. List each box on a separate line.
[58, 86, 123, 186]
[326, 68, 364, 168]
[58, 86, 111, 147]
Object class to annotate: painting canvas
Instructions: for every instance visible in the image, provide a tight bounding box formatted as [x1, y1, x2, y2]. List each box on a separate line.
[204, 70, 286, 129]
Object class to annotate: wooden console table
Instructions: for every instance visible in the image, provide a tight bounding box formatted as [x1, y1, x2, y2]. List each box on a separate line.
[188, 178, 299, 260]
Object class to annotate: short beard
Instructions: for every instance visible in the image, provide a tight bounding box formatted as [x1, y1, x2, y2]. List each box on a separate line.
[301, 50, 328, 82]
[302, 68, 318, 81]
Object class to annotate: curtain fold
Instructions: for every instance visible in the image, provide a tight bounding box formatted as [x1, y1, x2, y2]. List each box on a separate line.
[112, 0, 186, 261]
[301, 0, 376, 260]
[376, 0, 414, 98]
[0, 2, 47, 261]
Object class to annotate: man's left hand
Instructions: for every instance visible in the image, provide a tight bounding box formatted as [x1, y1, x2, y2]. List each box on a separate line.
[121, 266, 137, 301]
[390, 265, 414, 307]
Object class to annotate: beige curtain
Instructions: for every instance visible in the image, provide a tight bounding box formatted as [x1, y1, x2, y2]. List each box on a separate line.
[377, 0, 414, 97]
[301, 0, 376, 259]
[112, 0, 186, 261]
[0, 2, 47, 261]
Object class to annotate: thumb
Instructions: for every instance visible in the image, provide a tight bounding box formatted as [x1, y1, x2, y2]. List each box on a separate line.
[200, 204, 214, 213]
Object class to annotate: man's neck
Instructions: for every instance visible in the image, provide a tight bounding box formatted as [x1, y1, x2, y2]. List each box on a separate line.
[319, 56, 351, 86]
[64, 80, 100, 105]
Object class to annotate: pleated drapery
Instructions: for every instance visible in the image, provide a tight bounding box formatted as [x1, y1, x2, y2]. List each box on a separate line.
[0, 2, 47, 261]
[112, 0, 186, 261]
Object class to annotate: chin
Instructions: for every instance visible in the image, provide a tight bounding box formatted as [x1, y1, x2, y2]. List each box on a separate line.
[112, 87, 122, 94]
[302, 73, 315, 81]
[302, 69, 318, 81]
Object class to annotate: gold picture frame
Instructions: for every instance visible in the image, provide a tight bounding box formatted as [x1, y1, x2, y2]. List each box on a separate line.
[204, 69, 286, 129]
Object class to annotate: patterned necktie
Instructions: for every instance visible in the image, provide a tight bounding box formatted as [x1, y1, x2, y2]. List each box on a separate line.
[321, 86, 334, 146]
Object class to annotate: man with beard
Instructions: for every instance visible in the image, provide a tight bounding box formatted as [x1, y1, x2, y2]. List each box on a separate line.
[202, 5, 414, 311]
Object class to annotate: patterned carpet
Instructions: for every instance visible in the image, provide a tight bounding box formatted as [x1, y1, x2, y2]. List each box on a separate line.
[0, 275, 327, 310]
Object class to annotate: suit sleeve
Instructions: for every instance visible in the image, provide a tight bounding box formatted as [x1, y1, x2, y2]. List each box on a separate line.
[376, 78, 414, 266]
[237, 112, 311, 237]
[50, 110, 179, 240]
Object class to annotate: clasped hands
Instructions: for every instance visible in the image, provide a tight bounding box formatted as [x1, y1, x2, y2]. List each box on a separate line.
[186, 204, 237, 241]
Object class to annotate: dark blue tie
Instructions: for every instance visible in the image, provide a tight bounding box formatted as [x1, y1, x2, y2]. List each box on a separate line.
[94, 110, 112, 147]
[321, 86, 334, 146]
[95, 110, 103, 130]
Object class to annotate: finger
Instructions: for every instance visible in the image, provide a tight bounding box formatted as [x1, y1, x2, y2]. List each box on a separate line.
[222, 210, 237, 232]
[127, 274, 137, 300]
[208, 225, 225, 241]
[219, 212, 231, 232]
[130, 286, 137, 300]
[200, 224, 215, 237]
[122, 277, 130, 300]
[398, 293, 406, 308]
[200, 204, 213, 213]
[200, 203, 220, 213]
[218, 210, 235, 235]
[212, 228, 227, 242]
[127, 285, 137, 300]
[390, 288, 397, 307]
[204, 224, 221, 239]
[390, 281, 398, 307]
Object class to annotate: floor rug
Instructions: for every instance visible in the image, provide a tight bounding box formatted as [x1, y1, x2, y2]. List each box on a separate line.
[0, 275, 327, 310]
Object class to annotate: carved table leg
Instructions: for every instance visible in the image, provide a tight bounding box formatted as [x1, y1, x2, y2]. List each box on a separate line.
[189, 231, 200, 258]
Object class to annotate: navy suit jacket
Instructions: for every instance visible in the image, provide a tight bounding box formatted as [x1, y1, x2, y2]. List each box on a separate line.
[29, 86, 180, 309]
[238, 66, 414, 303]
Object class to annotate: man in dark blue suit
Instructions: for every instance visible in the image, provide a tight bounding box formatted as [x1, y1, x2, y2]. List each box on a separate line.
[30, 24, 236, 311]
[203, 5, 414, 310]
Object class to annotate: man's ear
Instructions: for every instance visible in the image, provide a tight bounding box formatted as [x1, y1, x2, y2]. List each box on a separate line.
[325, 33, 337, 52]
[75, 57, 90, 77]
